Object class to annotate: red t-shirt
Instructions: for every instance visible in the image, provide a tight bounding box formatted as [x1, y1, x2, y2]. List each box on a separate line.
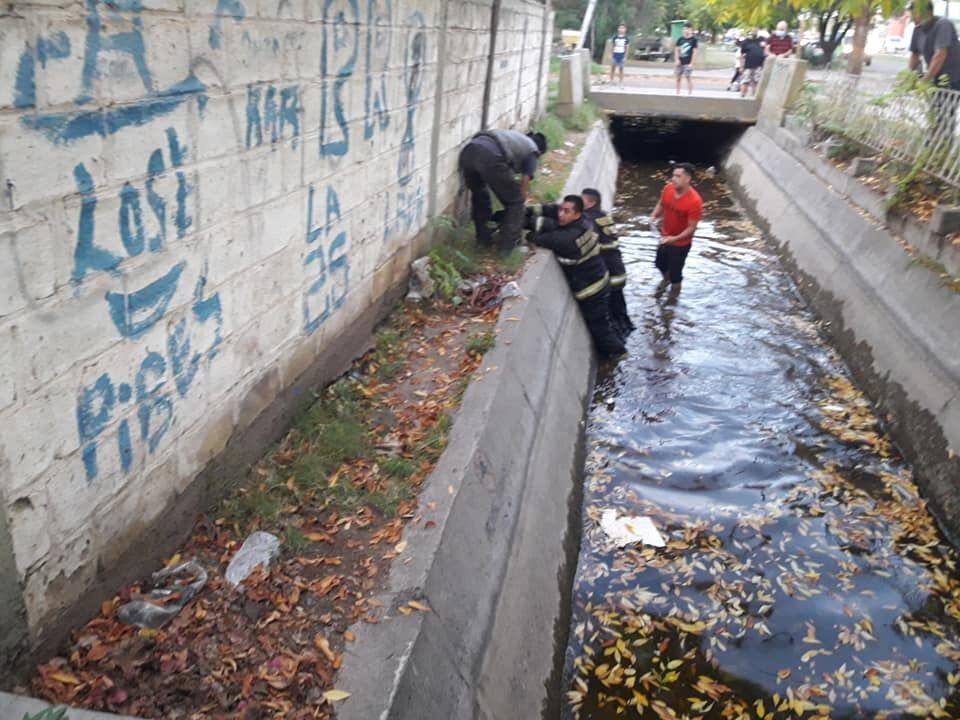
[660, 183, 703, 247]
[766, 35, 794, 56]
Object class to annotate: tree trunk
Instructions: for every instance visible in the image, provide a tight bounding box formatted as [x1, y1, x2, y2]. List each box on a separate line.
[847, 3, 871, 75]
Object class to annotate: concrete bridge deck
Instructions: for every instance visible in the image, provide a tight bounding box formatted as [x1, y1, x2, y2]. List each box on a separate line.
[590, 85, 760, 123]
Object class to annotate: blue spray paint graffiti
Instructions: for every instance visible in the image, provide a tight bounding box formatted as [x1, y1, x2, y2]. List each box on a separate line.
[363, 0, 391, 140]
[14, 32, 71, 108]
[383, 181, 425, 241]
[304, 185, 350, 334]
[71, 128, 194, 340]
[398, 13, 425, 186]
[15, 0, 205, 144]
[209, 0, 246, 49]
[319, 0, 360, 157]
[76, 271, 223, 481]
[245, 84, 301, 149]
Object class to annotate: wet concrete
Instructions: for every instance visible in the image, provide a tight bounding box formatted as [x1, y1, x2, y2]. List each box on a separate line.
[562, 164, 960, 719]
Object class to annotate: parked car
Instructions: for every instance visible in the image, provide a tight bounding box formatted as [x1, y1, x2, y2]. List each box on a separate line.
[884, 36, 908, 54]
[632, 34, 673, 61]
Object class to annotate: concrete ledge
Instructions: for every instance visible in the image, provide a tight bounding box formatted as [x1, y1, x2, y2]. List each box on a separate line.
[725, 126, 960, 542]
[591, 87, 759, 124]
[335, 250, 594, 720]
[335, 124, 620, 720]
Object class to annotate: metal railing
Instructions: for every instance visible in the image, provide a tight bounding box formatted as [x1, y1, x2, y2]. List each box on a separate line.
[812, 74, 960, 189]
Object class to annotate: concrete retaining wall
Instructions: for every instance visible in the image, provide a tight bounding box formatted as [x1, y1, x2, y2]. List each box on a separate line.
[0, 0, 553, 674]
[725, 126, 960, 541]
[334, 124, 619, 720]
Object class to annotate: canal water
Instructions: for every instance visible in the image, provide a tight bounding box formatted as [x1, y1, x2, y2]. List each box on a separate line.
[562, 163, 960, 719]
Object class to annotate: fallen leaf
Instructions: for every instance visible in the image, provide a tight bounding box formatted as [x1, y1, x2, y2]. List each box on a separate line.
[323, 689, 351, 703]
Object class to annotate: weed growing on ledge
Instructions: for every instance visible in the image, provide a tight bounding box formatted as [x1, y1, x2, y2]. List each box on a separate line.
[465, 330, 496, 357]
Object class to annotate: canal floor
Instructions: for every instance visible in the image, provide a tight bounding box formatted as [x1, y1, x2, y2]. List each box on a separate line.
[562, 165, 960, 720]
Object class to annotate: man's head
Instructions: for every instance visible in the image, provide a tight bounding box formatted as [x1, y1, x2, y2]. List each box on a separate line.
[910, 0, 935, 26]
[748, 28, 759, 39]
[683, 22, 693, 37]
[528, 131, 547, 155]
[775, 20, 788, 37]
[558, 194, 584, 226]
[617, 23, 627, 36]
[671, 163, 695, 191]
[581, 187, 602, 210]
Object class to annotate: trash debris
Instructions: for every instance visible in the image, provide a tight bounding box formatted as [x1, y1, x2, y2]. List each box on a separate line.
[405, 256, 435, 302]
[459, 275, 488, 294]
[499, 281, 522, 300]
[225, 531, 281, 588]
[116, 561, 208, 629]
[599, 509, 666, 548]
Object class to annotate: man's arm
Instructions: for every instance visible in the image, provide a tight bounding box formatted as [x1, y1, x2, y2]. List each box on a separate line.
[651, 200, 663, 220]
[909, 51, 922, 72]
[661, 218, 698, 245]
[520, 175, 531, 198]
[926, 47, 949, 83]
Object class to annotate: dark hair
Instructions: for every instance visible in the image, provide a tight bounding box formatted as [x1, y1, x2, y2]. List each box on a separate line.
[684, 21, 693, 28]
[528, 131, 547, 154]
[581, 187, 602, 205]
[562, 194, 584, 213]
[675, 162, 696, 179]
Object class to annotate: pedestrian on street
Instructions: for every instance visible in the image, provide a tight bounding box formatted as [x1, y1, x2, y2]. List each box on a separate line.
[610, 24, 630, 87]
[581, 188, 635, 337]
[650, 163, 703, 295]
[675, 23, 698, 95]
[739, 30, 766, 97]
[528, 196, 627, 359]
[908, 0, 960, 90]
[766, 21, 795, 58]
[458, 129, 548, 253]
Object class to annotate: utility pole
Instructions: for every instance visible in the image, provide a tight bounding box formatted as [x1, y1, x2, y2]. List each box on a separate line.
[576, 0, 599, 49]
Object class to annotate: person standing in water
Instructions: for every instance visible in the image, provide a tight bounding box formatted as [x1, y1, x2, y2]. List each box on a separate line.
[650, 163, 703, 295]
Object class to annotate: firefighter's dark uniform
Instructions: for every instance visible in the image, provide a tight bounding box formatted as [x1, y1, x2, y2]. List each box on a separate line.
[584, 206, 634, 336]
[458, 130, 539, 252]
[528, 206, 626, 359]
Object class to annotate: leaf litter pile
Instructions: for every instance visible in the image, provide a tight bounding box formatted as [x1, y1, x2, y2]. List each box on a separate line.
[26, 256, 517, 719]
[565, 166, 960, 720]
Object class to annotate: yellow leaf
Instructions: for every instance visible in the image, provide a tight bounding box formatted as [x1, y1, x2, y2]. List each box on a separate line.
[323, 689, 351, 703]
[408, 600, 430, 613]
[304, 532, 329, 542]
[163, 553, 182, 568]
[667, 659, 684, 669]
[344, 630, 356, 642]
[49, 671, 81, 685]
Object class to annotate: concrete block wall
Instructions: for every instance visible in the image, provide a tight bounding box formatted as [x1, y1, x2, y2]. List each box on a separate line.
[0, 0, 552, 671]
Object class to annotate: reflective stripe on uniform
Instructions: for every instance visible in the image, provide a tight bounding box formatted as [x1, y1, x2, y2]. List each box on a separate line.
[556, 243, 600, 266]
[598, 240, 620, 251]
[609, 273, 627, 287]
[595, 215, 613, 227]
[574, 272, 610, 301]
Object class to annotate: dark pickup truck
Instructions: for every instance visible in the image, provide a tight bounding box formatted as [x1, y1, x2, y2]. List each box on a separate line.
[632, 35, 672, 61]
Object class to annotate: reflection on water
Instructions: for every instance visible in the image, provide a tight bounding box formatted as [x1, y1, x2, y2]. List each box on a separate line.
[563, 165, 960, 720]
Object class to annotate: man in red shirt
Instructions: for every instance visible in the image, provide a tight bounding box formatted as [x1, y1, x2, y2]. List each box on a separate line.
[650, 163, 703, 293]
[766, 21, 795, 58]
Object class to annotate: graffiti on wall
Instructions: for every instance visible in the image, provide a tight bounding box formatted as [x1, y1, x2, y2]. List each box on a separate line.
[5, 0, 439, 485]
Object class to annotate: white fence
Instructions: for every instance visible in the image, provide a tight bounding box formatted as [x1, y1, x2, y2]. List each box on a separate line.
[812, 75, 960, 189]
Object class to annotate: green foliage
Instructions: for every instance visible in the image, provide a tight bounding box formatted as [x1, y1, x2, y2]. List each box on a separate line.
[465, 330, 497, 357]
[382, 457, 416, 480]
[282, 525, 308, 555]
[563, 101, 599, 132]
[428, 249, 464, 301]
[531, 174, 564, 203]
[533, 114, 566, 154]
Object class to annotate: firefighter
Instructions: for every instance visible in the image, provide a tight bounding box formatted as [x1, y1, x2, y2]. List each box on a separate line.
[580, 188, 634, 337]
[458, 129, 548, 253]
[528, 195, 627, 360]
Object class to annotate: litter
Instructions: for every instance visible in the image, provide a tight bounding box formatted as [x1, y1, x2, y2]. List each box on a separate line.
[600, 509, 666, 548]
[225, 531, 281, 588]
[499, 281, 522, 300]
[116, 560, 208, 629]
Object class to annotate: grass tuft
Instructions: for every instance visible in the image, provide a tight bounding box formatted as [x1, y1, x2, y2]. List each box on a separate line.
[465, 330, 496, 357]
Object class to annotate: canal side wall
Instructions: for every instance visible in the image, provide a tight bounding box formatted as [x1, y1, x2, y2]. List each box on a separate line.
[0, 0, 554, 675]
[725, 125, 960, 542]
[333, 123, 618, 720]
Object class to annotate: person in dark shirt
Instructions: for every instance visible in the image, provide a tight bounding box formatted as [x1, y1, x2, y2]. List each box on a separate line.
[909, 0, 960, 89]
[528, 196, 627, 359]
[581, 188, 634, 337]
[739, 30, 766, 97]
[459, 129, 547, 253]
[675, 23, 699, 95]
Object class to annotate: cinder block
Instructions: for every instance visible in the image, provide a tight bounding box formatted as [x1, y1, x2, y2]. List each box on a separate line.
[848, 156, 878, 178]
[6, 490, 52, 575]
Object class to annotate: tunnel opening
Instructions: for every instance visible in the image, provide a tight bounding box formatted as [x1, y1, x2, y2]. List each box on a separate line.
[608, 116, 748, 166]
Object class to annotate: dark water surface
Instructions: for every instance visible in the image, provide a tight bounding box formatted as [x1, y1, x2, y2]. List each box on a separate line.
[562, 164, 960, 720]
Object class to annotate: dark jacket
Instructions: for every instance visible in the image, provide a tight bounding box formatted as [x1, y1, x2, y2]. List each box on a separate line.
[529, 206, 609, 300]
[583, 206, 626, 288]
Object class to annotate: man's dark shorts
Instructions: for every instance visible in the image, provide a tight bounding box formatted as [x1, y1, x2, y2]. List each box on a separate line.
[655, 243, 692, 284]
